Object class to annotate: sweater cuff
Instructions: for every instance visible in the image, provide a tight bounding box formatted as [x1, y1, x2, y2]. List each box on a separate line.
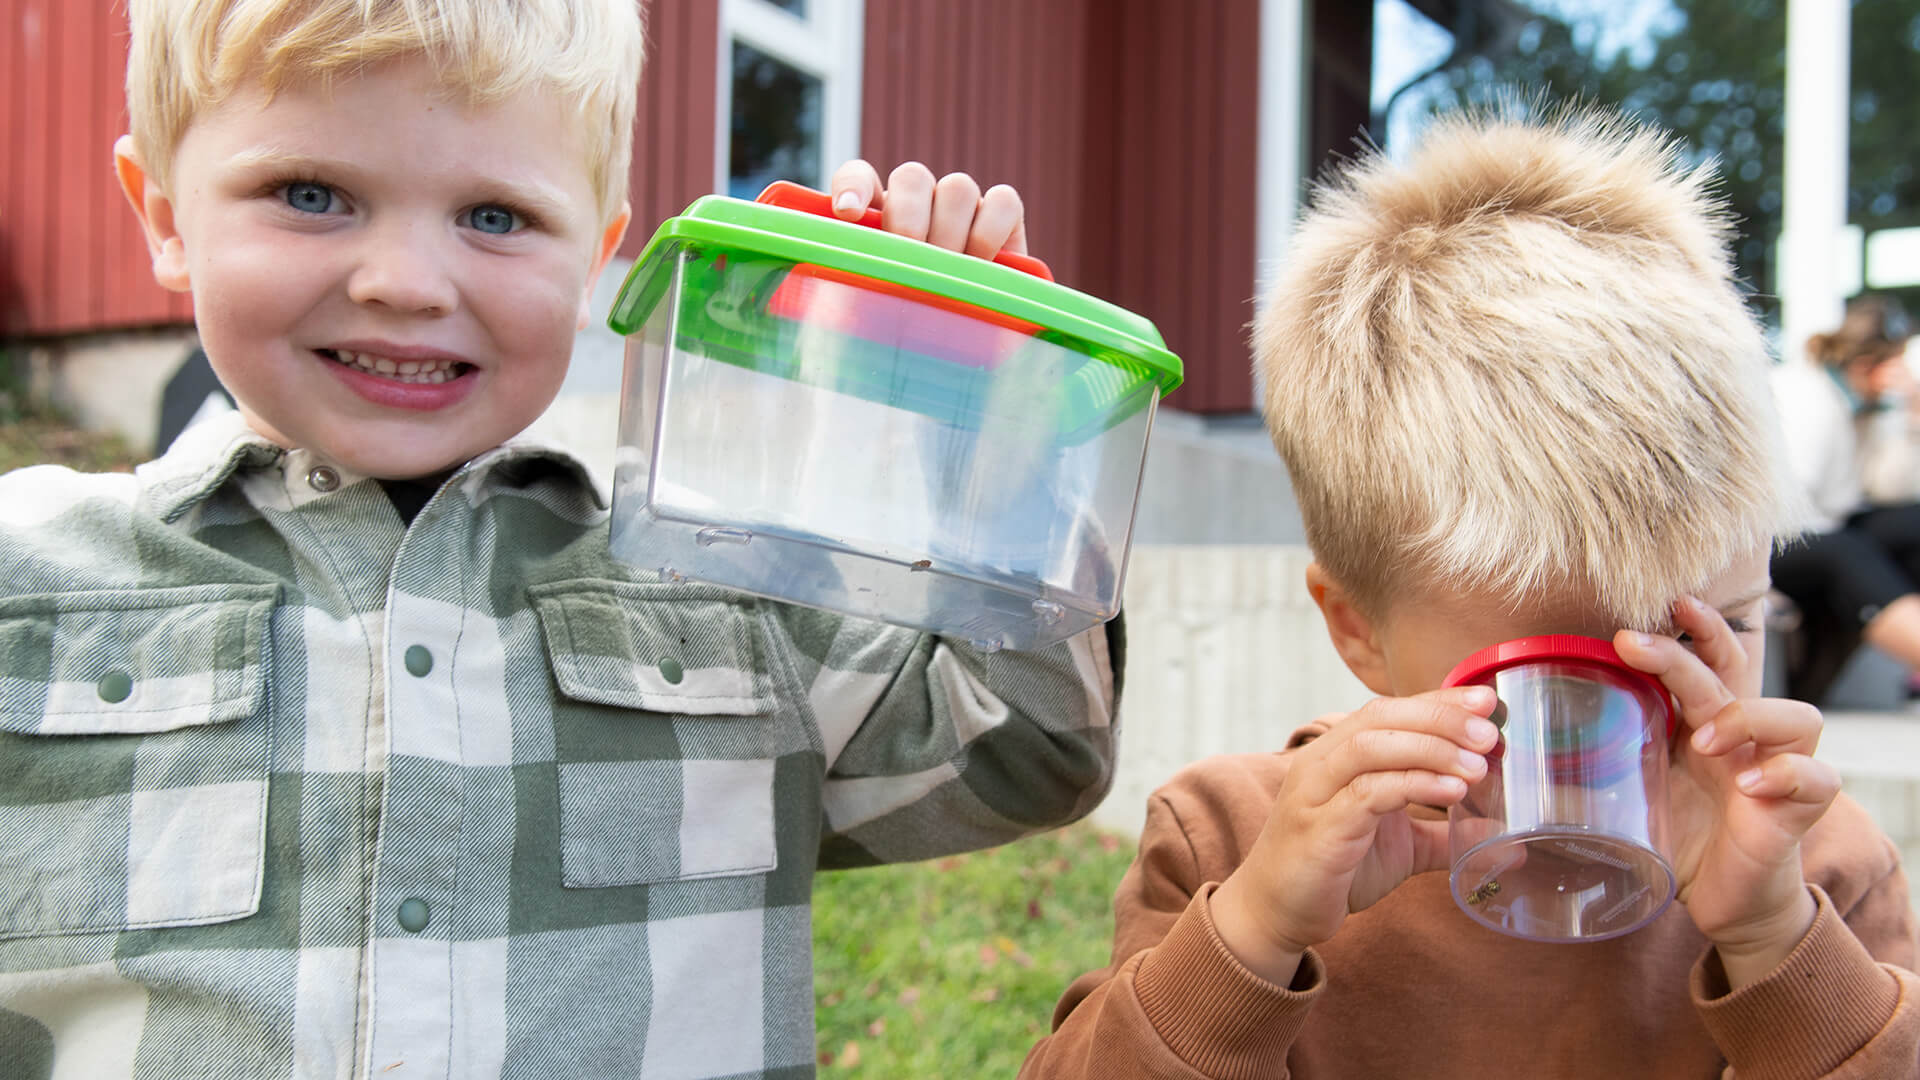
[1693, 885, 1904, 1080]
[1132, 882, 1321, 1080]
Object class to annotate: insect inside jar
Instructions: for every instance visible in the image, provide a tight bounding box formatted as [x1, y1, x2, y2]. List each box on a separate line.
[1465, 880, 1503, 906]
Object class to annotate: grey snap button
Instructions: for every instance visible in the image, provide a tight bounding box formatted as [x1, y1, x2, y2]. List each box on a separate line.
[307, 466, 340, 492]
[658, 657, 685, 685]
[97, 671, 133, 704]
[404, 645, 434, 678]
[397, 898, 430, 933]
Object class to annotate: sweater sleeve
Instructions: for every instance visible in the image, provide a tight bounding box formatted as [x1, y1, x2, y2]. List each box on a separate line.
[1020, 788, 1321, 1080]
[775, 600, 1120, 867]
[1693, 881, 1920, 1080]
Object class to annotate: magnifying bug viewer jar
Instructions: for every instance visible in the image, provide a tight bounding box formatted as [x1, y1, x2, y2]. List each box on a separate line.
[604, 182, 1182, 652]
[1442, 635, 1677, 942]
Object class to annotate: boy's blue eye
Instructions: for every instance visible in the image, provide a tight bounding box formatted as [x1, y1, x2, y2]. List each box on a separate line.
[284, 182, 337, 214]
[467, 205, 519, 235]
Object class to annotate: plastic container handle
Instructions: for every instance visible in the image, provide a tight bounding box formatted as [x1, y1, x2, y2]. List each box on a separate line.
[755, 180, 1055, 282]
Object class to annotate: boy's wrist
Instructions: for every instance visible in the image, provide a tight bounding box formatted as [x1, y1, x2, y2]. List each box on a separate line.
[1707, 888, 1819, 991]
[1208, 871, 1308, 987]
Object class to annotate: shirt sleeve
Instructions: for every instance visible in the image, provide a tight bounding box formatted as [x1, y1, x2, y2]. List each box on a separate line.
[768, 602, 1121, 867]
[1694, 879, 1920, 1080]
[1020, 789, 1321, 1080]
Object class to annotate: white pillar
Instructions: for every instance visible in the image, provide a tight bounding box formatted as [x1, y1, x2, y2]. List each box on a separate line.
[1253, 0, 1308, 402]
[1778, 0, 1851, 364]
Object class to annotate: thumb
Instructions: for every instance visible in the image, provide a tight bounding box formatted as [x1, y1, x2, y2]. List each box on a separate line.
[1408, 816, 1456, 876]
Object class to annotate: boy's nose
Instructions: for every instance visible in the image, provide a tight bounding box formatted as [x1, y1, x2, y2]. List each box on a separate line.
[345, 226, 461, 316]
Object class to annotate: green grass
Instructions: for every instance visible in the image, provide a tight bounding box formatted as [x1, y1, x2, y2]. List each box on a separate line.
[811, 821, 1135, 1075]
[0, 361, 141, 476]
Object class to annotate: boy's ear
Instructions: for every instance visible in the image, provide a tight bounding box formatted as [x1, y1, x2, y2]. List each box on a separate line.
[1305, 561, 1394, 696]
[114, 135, 191, 293]
[577, 202, 632, 331]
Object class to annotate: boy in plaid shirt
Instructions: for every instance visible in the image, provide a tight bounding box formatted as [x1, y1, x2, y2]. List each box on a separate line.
[0, 2, 1119, 1076]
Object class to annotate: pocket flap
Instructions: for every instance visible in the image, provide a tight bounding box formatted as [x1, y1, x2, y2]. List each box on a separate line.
[0, 583, 279, 735]
[530, 580, 771, 715]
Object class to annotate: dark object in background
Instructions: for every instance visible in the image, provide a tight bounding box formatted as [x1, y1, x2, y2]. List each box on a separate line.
[156, 347, 233, 452]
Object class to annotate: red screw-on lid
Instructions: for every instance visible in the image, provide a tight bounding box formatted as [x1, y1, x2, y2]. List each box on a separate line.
[1441, 634, 1676, 738]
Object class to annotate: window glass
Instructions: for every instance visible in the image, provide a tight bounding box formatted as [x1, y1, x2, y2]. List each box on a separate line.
[728, 41, 825, 199]
[1850, 2, 1920, 311]
[765, 0, 808, 15]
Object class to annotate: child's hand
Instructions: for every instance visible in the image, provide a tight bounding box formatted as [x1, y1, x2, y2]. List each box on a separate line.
[827, 160, 1027, 259]
[1209, 689, 1499, 985]
[1614, 599, 1841, 989]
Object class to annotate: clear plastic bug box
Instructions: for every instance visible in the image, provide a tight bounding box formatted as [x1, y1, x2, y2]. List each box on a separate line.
[1442, 635, 1678, 942]
[604, 183, 1183, 652]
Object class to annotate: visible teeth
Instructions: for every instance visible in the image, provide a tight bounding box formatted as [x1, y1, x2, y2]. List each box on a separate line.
[324, 349, 462, 384]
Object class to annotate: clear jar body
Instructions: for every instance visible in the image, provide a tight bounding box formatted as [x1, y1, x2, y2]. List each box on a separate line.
[1448, 661, 1675, 941]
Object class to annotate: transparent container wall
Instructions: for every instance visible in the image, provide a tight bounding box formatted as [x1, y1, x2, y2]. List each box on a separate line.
[1448, 662, 1675, 942]
[609, 246, 1158, 651]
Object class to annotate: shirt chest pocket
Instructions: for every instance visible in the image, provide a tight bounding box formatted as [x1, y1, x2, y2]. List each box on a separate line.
[0, 583, 278, 938]
[530, 581, 783, 889]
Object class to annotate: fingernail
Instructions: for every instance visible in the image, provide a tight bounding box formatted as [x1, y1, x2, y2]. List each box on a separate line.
[1629, 632, 1654, 648]
[1457, 748, 1486, 772]
[1463, 685, 1496, 710]
[1736, 768, 1763, 792]
[833, 191, 862, 214]
[1467, 718, 1498, 746]
[1691, 722, 1717, 751]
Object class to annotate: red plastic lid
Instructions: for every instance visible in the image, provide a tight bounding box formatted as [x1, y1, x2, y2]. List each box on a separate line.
[1441, 634, 1675, 737]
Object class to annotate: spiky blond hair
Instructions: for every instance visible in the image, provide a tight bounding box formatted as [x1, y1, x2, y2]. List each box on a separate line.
[1254, 109, 1796, 629]
[125, 0, 643, 223]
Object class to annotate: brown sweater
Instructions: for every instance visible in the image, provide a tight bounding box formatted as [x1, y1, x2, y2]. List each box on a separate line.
[1024, 736, 1920, 1080]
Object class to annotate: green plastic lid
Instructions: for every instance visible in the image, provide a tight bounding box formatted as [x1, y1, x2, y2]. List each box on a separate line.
[607, 187, 1182, 440]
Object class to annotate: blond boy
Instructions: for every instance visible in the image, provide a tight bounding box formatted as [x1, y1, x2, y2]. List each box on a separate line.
[0, 2, 1118, 1077]
[1023, 112, 1919, 1078]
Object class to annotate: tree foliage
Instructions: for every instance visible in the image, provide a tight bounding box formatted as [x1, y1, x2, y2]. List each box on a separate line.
[1388, 0, 1920, 323]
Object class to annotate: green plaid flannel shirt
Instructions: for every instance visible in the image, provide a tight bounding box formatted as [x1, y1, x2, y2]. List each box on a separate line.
[0, 412, 1120, 1079]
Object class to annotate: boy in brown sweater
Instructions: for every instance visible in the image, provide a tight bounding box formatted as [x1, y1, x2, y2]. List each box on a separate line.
[1023, 111, 1920, 1079]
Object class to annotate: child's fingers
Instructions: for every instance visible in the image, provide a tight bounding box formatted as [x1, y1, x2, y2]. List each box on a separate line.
[926, 172, 982, 252]
[1690, 697, 1823, 759]
[1672, 595, 1749, 687]
[1333, 769, 1470, 822]
[1296, 690, 1498, 807]
[1614, 624, 1737, 731]
[879, 161, 936, 241]
[965, 184, 1025, 258]
[1732, 752, 1841, 810]
[827, 159, 885, 218]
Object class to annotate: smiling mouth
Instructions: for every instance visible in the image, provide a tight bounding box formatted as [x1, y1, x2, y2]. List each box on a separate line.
[316, 348, 474, 385]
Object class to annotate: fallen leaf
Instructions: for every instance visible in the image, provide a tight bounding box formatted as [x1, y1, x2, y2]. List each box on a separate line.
[978, 943, 1001, 969]
[1098, 833, 1121, 852]
[840, 1041, 862, 1067]
[897, 987, 921, 1006]
[823, 991, 844, 1008]
[994, 936, 1017, 955]
[970, 987, 1001, 1003]
[867, 1018, 886, 1037]
[1012, 950, 1035, 968]
[818, 1050, 834, 1067]
[862, 980, 881, 999]
[1027, 899, 1044, 920]
[937, 857, 965, 872]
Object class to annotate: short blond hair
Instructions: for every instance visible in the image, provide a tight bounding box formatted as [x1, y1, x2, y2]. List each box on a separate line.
[125, 0, 643, 222]
[1255, 109, 1794, 629]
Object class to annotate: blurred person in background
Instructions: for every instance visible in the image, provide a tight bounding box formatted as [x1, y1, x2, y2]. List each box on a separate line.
[1771, 295, 1920, 701]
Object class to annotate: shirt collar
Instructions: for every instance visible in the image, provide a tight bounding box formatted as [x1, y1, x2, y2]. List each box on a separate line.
[136, 411, 608, 522]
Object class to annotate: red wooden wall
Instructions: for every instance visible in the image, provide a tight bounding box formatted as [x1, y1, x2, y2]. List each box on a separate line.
[621, 0, 718, 260]
[860, 0, 1263, 414]
[1, 0, 192, 338]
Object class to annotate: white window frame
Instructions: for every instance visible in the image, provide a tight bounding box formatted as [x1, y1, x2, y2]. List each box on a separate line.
[715, 0, 866, 196]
